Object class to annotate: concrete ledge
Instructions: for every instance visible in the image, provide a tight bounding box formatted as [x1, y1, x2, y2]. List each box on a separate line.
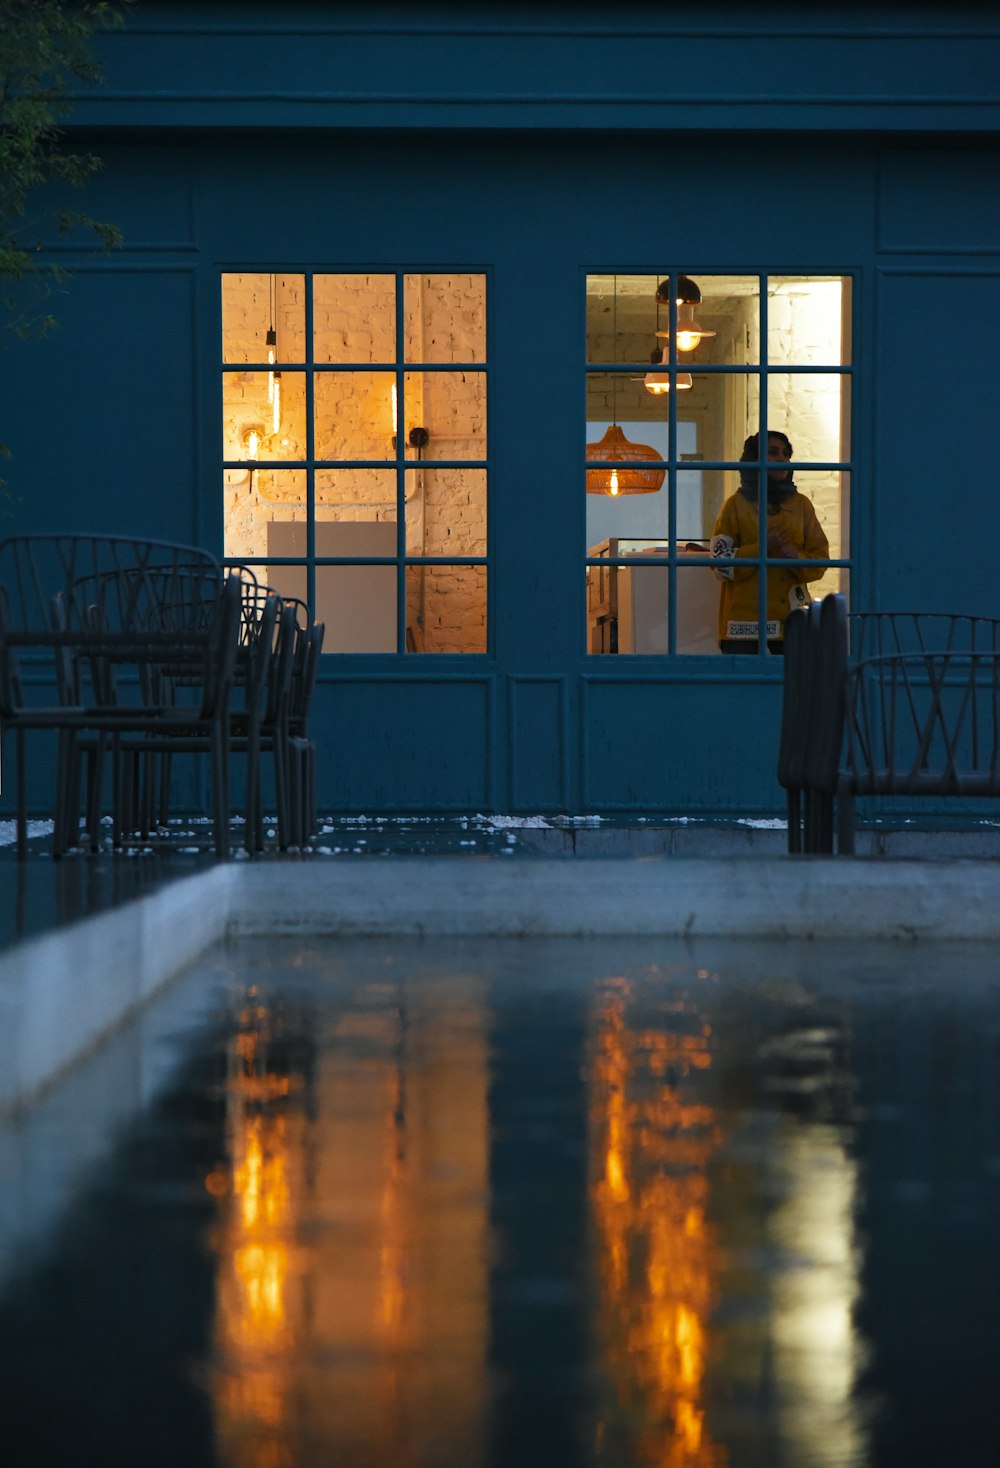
[4, 852, 1000, 1112]
[0, 863, 233, 1113]
[230, 856, 1000, 941]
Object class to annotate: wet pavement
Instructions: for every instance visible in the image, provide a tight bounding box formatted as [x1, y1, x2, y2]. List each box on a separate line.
[1, 933, 998, 1467]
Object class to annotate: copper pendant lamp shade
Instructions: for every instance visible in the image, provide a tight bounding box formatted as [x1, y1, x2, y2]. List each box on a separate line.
[586, 424, 666, 496]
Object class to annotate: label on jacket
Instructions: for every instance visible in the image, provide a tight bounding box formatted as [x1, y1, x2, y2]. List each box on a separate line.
[726, 620, 780, 639]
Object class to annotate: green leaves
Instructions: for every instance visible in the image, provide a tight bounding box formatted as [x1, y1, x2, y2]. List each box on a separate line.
[0, 0, 133, 330]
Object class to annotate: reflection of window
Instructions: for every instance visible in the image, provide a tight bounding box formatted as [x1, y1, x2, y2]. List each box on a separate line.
[585, 274, 852, 656]
[221, 272, 488, 654]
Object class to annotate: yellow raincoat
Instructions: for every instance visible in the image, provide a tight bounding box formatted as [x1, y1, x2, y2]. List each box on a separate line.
[711, 490, 829, 645]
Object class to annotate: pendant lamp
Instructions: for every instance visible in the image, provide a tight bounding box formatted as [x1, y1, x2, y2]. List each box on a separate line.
[644, 347, 694, 395]
[586, 424, 666, 496]
[654, 274, 716, 353]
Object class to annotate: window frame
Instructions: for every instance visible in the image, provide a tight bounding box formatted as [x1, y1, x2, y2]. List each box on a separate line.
[583, 269, 856, 659]
[220, 266, 492, 657]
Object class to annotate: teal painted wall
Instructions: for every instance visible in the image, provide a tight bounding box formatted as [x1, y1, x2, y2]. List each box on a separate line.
[3, 7, 1000, 818]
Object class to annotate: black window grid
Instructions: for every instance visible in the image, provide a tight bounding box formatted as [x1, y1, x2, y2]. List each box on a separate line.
[221, 270, 490, 653]
[583, 272, 855, 656]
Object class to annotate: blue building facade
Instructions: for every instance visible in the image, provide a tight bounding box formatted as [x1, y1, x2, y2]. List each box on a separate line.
[5, 2, 1000, 817]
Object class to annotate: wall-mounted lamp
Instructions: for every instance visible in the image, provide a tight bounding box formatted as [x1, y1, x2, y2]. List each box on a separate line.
[241, 423, 264, 459]
[241, 423, 265, 490]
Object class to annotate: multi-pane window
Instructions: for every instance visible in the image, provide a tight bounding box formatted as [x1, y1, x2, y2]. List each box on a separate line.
[221, 272, 488, 653]
[585, 274, 851, 655]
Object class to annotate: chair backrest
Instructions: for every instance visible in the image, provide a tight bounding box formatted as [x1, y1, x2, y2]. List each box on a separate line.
[776, 601, 820, 792]
[199, 573, 244, 721]
[262, 600, 299, 729]
[0, 535, 221, 634]
[238, 591, 281, 720]
[849, 610, 1000, 660]
[810, 592, 849, 794]
[290, 621, 325, 732]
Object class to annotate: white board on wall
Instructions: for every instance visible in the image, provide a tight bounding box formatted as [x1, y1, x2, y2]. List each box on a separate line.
[267, 521, 397, 653]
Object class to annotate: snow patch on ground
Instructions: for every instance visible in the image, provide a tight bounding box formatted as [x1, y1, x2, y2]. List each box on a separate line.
[0, 819, 54, 847]
[470, 814, 551, 829]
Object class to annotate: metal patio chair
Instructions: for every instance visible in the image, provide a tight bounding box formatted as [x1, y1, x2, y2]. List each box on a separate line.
[837, 620, 1000, 853]
[779, 596, 1000, 853]
[0, 534, 237, 858]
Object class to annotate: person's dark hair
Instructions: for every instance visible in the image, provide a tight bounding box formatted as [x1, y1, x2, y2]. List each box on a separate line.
[740, 430, 793, 462]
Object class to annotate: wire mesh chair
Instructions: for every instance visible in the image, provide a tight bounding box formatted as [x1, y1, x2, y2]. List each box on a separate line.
[779, 594, 1000, 854]
[838, 611, 1000, 851]
[0, 535, 237, 857]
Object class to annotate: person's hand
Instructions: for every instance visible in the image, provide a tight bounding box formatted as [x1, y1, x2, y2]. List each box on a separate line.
[766, 527, 798, 559]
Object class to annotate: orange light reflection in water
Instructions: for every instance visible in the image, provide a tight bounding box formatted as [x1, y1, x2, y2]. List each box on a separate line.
[207, 1003, 305, 1468]
[591, 978, 727, 1468]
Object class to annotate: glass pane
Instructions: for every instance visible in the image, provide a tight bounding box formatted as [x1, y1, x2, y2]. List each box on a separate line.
[405, 565, 487, 653]
[767, 276, 852, 365]
[674, 561, 725, 655]
[405, 469, 487, 557]
[585, 376, 762, 548]
[315, 468, 396, 510]
[585, 275, 658, 364]
[404, 274, 486, 363]
[402, 372, 486, 462]
[223, 372, 307, 462]
[317, 563, 397, 654]
[765, 374, 850, 465]
[314, 371, 396, 461]
[586, 273, 760, 368]
[223, 470, 307, 563]
[221, 273, 305, 364]
[314, 273, 396, 365]
[585, 556, 725, 658]
[682, 274, 760, 366]
[789, 469, 849, 600]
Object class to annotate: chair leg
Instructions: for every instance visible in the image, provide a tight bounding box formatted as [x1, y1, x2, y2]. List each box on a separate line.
[211, 722, 230, 861]
[53, 729, 74, 857]
[243, 716, 263, 855]
[158, 750, 173, 827]
[86, 736, 106, 852]
[786, 788, 801, 854]
[304, 741, 316, 841]
[15, 726, 27, 861]
[273, 726, 290, 850]
[836, 783, 855, 855]
[288, 739, 303, 848]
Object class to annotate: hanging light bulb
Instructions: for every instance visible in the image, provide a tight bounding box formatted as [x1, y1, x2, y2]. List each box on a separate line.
[674, 301, 715, 352]
[265, 327, 276, 404]
[644, 347, 694, 395]
[654, 275, 716, 353]
[609, 469, 620, 496]
[266, 275, 281, 434]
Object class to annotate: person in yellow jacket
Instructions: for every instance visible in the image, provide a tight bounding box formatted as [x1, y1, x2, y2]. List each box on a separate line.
[710, 430, 829, 654]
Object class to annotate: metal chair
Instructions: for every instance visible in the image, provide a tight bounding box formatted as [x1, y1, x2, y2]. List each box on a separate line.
[0, 547, 241, 859]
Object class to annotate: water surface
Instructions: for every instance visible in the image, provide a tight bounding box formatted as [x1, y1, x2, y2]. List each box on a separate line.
[1, 935, 998, 1467]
